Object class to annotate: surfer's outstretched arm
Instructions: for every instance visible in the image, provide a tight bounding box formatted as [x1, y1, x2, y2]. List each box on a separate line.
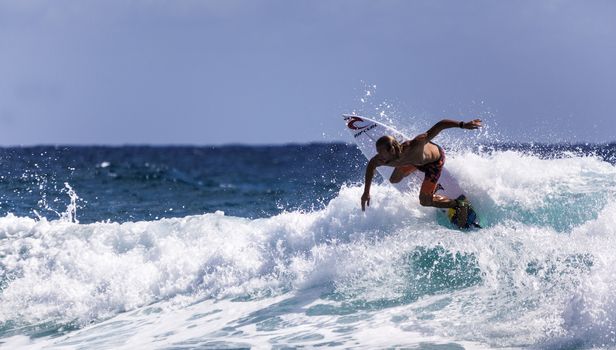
[425, 119, 482, 140]
[361, 157, 381, 211]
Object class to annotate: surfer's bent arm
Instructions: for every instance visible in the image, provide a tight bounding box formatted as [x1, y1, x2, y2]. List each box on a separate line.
[361, 157, 380, 211]
[425, 119, 483, 140]
[390, 165, 415, 184]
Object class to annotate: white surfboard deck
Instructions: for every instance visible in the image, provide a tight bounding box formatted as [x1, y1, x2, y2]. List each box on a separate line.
[343, 114, 464, 200]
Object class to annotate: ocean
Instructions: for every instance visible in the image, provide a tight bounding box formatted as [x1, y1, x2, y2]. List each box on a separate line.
[1, 142, 616, 349]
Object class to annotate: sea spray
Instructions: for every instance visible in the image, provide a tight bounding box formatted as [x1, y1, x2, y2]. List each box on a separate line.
[60, 183, 79, 223]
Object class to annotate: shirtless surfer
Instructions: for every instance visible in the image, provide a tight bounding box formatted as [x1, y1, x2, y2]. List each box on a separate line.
[361, 119, 482, 224]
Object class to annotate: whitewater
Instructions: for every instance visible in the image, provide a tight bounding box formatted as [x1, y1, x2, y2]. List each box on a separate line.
[1, 146, 616, 349]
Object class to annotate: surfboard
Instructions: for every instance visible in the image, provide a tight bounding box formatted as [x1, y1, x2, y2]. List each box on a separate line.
[343, 114, 481, 229]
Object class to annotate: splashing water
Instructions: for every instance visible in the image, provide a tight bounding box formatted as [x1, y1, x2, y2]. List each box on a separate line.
[60, 183, 79, 224]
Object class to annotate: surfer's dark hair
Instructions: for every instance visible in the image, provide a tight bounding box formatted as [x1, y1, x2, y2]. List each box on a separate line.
[376, 136, 401, 158]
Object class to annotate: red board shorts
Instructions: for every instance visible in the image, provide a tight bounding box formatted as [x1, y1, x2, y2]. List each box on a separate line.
[396, 143, 445, 196]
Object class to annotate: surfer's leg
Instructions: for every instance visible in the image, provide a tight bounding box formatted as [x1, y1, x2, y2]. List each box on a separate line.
[389, 165, 416, 184]
[419, 181, 457, 208]
[417, 159, 457, 209]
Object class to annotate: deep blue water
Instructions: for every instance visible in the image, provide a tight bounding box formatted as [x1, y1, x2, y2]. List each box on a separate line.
[0, 144, 365, 224]
[2, 143, 614, 224]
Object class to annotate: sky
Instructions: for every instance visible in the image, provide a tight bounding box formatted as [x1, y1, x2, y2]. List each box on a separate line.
[0, 0, 615, 146]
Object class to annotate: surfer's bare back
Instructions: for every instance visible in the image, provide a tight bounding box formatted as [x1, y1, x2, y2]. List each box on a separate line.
[361, 119, 482, 212]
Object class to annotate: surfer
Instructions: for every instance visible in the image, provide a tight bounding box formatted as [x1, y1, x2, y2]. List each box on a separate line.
[361, 119, 482, 221]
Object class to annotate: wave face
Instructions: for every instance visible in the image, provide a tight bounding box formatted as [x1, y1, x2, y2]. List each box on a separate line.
[1, 144, 616, 349]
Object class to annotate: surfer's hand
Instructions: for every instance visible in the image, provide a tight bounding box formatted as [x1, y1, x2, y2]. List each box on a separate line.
[361, 193, 370, 211]
[462, 119, 482, 130]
